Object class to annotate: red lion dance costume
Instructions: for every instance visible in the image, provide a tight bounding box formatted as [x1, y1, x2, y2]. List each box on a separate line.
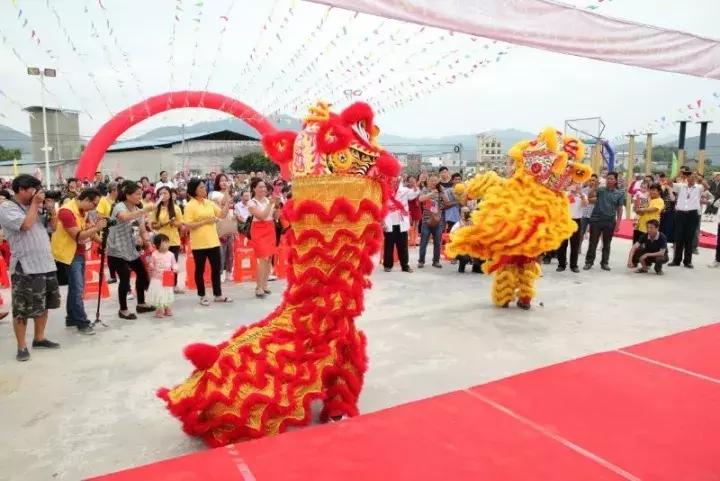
[158, 101, 400, 447]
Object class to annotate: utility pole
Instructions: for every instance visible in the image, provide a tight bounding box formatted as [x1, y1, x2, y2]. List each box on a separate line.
[27, 67, 56, 188]
[677, 120, 688, 171]
[696, 121, 712, 175]
[625, 134, 636, 219]
[643, 132, 655, 175]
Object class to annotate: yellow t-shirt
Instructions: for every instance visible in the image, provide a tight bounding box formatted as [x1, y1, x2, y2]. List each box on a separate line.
[96, 196, 113, 218]
[637, 197, 664, 233]
[184, 198, 221, 250]
[151, 206, 184, 247]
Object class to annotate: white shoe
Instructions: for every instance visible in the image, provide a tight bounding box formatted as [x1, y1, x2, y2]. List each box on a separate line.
[220, 272, 226, 283]
[268, 274, 278, 281]
[127, 292, 135, 301]
[708, 261, 720, 268]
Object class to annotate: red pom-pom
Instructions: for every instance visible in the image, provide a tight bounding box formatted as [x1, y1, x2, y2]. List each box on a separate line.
[375, 152, 401, 178]
[262, 130, 296, 180]
[340, 102, 375, 135]
[316, 116, 353, 154]
[183, 343, 220, 370]
[262, 131, 296, 164]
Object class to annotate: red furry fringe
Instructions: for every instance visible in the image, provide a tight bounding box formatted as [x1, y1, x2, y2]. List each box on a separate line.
[158, 195, 381, 446]
[316, 115, 353, 154]
[261, 131, 296, 179]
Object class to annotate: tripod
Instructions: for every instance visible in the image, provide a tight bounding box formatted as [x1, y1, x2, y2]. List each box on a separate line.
[92, 225, 111, 328]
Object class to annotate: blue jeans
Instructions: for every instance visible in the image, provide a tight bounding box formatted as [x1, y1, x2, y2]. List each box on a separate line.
[419, 221, 442, 264]
[67, 254, 89, 328]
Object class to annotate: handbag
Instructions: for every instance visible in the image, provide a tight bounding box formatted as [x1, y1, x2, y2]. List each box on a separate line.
[239, 216, 253, 239]
[216, 215, 238, 237]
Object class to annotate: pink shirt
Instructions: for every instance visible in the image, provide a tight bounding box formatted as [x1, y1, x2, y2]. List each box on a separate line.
[147, 250, 177, 281]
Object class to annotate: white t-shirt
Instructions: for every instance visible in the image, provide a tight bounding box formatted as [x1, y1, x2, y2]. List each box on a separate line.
[248, 197, 274, 223]
[155, 180, 175, 190]
[234, 201, 250, 222]
[568, 191, 585, 219]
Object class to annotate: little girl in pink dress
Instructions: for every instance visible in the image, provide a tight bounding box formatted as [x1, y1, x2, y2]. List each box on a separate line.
[147, 234, 178, 317]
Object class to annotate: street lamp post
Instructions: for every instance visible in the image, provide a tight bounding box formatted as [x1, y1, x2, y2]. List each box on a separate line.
[27, 67, 56, 189]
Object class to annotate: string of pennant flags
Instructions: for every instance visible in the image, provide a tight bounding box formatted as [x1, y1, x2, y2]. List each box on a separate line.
[167, 0, 184, 95]
[228, 0, 283, 95]
[92, 0, 150, 116]
[235, 0, 300, 99]
[6, 0, 714, 147]
[610, 93, 720, 143]
[186, 0, 208, 92]
[203, 0, 238, 91]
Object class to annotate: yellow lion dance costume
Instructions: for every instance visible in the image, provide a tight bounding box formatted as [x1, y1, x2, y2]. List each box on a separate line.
[447, 127, 592, 309]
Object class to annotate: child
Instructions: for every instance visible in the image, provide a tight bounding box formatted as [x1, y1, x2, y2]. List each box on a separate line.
[146, 234, 178, 317]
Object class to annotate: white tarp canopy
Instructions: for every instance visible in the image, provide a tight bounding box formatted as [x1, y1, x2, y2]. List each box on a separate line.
[307, 0, 720, 80]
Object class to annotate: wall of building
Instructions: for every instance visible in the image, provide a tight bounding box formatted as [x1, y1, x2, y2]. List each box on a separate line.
[28, 110, 82, 163]
[99, 140, 262, 180]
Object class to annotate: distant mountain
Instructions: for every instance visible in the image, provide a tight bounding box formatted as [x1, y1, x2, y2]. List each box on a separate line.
[131, 114, 302, 141]
[0, 125, 31, 154]
[615, 133, 720, 160]
[378, 129, 535, 162]
[129, 118, 533, 163]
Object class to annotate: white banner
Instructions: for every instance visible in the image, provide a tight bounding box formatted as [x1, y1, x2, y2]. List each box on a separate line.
[305, 0, 720, 80]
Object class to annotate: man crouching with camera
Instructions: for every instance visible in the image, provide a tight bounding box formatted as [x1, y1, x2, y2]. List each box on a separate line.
[51, 189, 106, 335]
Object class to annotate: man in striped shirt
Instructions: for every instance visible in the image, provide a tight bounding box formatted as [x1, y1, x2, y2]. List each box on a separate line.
[0, 175, 61, 362]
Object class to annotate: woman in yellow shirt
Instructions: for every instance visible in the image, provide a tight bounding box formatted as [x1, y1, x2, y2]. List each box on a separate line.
[634, 183, 665, 244]
[151, 186, 185, 293]
[184, 178, 232, 306]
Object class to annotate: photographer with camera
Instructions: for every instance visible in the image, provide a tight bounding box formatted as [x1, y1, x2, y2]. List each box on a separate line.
[0, 174, 61, 361]
[51, 189, 107, 335]
[107, 182, 156, 320]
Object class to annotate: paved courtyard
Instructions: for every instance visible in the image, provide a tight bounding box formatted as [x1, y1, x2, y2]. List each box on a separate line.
[1, 237, 718, 480]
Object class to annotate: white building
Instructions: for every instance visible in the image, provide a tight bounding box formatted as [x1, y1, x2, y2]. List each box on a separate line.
[475, 134, 504, 169]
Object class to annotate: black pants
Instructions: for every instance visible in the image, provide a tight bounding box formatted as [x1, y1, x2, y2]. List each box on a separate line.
[107, 256, 148, 311]
[383, 225, 409, 270]
[193, 246, 222, 298]
[584, 219, 615, 267]
[673, 211, 700, 266]
[632, 229, 643, 244]
[458, 255, 483, 273]
[169, 245, 181, 286]
[558, 219, 582, 268]
[715, 223, 720, 263]
[108, 259, 117, 280]
[632, 249, 668, 272]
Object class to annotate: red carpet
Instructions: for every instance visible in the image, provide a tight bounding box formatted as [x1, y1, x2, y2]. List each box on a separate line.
[624, 323, 720, 380]
[615, 218, 718, 249]
[90, 323, 720, 481]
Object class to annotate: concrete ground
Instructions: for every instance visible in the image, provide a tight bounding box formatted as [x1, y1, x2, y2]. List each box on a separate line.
[0, 237, 718, 481]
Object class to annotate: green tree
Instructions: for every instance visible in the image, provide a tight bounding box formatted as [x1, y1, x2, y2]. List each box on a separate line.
[0, 146, 22, 161]
[650, 145, 677, 164]
[229, 151, 278, 174]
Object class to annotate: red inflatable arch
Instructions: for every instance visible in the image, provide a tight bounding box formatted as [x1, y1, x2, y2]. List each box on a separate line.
[75, 91, 279, 179]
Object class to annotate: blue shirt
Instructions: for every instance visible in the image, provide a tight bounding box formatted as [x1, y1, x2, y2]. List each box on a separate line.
[590, 187, 625, 222]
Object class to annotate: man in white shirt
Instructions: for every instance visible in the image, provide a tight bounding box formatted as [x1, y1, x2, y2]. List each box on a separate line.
[383, 177, 419, 272]
[557, 185, 586, 273]
[155, 170, 175, 190]
[670, 168, 702, 268]
[234, 191, 251, 222]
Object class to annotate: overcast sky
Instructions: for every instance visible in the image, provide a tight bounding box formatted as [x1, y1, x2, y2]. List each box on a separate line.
[1, 0, 719, 143]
